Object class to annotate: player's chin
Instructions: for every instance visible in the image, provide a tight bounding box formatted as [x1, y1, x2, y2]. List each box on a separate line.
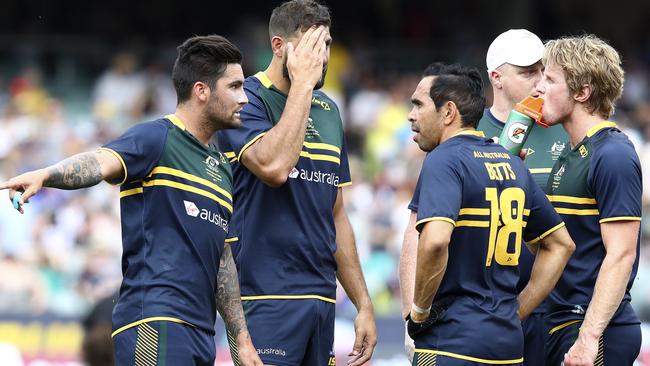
[225, 116, 242, 129]
[540, 111, 559, 126]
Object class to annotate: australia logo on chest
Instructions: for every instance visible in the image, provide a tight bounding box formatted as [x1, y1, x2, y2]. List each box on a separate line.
[548, 141, 566, 161]
[204, 155, 223, 182]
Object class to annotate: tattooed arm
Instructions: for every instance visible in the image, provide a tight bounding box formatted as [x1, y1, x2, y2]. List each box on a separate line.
[216, 245, 247, 337]
[0, 149, 123, 213]
[216, 245, 262, 366]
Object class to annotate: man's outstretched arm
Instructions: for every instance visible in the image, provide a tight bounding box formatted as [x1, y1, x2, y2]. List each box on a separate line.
[0, 149, 123, 213]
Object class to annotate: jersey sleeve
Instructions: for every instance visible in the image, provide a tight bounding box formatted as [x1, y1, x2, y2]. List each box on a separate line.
[415, 150, 462, 232]
[218, 88, 272, 161]
[524, 173, 565, 244]
[408, 174, 422, 212]
[100, 120, 169, 185]
[338, 136, 352, 187]
[589, 137, 642, 223]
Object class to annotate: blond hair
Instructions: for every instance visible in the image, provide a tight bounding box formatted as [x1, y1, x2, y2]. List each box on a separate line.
[543, 35, 624, 118]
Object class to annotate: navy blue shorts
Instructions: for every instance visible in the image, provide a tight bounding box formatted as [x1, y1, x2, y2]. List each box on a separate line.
[112, 320, 215, 366]
[522, 313, 547, 366]
[413, 351, 523, 366]
[235, 298, 335, 366]
[546, 320, 641, 365]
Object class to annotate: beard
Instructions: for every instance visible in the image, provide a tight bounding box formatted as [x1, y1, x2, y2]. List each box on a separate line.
[204, 94, 240, 131]
[282, 57, 328, 90]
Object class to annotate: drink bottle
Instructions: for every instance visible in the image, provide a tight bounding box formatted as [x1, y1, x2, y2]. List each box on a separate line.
[498, 96, 545, 155]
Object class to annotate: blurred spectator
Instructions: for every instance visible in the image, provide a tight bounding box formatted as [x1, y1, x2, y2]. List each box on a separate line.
[0, 254, 47, 314]
[92, 51, 146, 129]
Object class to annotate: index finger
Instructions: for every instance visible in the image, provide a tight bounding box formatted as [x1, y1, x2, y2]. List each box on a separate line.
[294, 25, 317, 49]
[300, 25, 325, 51]
[0, 180, 20, 191]
[313, 26, 328, 52]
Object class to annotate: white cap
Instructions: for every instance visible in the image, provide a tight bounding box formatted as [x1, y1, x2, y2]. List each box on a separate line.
[486, 29, 544, 72]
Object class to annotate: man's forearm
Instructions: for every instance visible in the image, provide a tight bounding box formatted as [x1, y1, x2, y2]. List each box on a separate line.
[518, 236, 572, 319]
[413, 243, 447, 310]
[246, 85, 312, 178]
[216, 245, 248, 338]
[398, 211, 418, 318]
[334, 214, 372, 310]
[579, 252, 634, 339]
[412, 221, 453, 316]
[44, 152, 103, 189]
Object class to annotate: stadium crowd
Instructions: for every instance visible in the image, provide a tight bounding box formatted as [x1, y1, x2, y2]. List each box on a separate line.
[1, 36, 650, 364]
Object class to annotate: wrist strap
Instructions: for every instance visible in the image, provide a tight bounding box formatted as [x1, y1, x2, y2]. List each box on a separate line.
[412, 303, 431, 315]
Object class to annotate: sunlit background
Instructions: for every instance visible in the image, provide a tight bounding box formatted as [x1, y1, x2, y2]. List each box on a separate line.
[1, 0, 650, 365]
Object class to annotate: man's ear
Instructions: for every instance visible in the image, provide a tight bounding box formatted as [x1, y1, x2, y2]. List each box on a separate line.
[489, 70, 503, 89]
[443, 101, 457, 126]
[193, 81, 209, 102]
[271, 36, 285, 58]
[574, 84, 592, 103]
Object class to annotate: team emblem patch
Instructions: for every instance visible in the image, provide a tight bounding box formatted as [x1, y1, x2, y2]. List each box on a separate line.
[579, 145, 588, 158]
[204, 155, 223, 182]
[205, 156, 219, 167]
[548, 141, 566, 160]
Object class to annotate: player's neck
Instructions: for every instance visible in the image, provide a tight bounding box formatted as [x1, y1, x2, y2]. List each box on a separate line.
[265, 60, 291, 94]
[174, 108, 213, 146]
[441, 126, 475, 144]
[561, 109, 604, 148]
[489, 97, 513, 123]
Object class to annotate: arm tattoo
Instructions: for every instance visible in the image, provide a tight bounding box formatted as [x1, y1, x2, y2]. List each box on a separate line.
[44, 152, 103, 189]
[216, 245, 247, 338]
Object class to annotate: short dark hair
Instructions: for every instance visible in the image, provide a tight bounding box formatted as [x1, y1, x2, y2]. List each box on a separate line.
[423, 62, 485, 128]
[172, 35, 242, 104]
[269, 0, 331, 38]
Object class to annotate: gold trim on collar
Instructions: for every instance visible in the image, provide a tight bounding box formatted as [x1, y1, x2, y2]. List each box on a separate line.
[452, 129, 485, 138]
[586, 121, 617, 137]
[254, 71, 273, 88]
[165, 114, 186, 130]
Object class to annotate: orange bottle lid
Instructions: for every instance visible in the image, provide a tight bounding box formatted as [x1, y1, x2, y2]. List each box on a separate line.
[515, 96, 547, 127]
